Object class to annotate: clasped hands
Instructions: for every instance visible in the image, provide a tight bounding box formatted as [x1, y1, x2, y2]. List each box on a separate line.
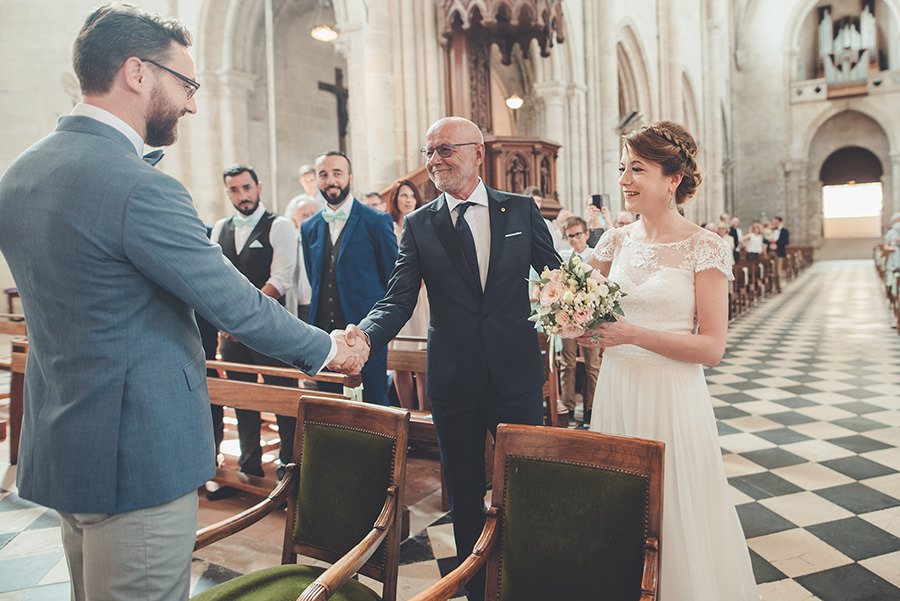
[326, 324, 371, 374]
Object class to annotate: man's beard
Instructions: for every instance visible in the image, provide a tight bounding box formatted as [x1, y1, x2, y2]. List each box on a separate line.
[321, 183, 351, 207]
[145, 87, 181, 147]
[236, 198, 259, 216]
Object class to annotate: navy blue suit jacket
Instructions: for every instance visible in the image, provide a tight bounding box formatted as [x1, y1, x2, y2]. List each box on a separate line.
[359, 187, 561, 401]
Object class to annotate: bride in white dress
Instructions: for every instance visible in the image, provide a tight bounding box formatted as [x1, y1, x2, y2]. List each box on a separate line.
[579, 121, 759, 601]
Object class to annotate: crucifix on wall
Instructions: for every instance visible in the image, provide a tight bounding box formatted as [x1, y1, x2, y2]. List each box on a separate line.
[318, 67, 349, 153]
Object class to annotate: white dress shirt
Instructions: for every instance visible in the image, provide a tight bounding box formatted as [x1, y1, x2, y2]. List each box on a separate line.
[446, 179, 491, 290]
[210, 203, 298, 298]
[72, 103, 144, 156]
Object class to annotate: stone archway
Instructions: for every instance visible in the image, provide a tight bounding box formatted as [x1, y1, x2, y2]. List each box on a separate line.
[195, 0, 346, 215]
[805, 110, 891, 243]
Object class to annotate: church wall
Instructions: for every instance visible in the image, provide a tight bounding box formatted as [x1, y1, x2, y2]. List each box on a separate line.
[731, 0, 797, 233]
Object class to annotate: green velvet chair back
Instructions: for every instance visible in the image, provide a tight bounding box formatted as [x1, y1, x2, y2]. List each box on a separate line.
[284, 395, 410, 590]
[487, 424, 664, 601]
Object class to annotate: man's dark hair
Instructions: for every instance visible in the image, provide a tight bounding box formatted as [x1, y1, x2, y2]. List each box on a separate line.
[222, 164, 259, 185]
[73, 3, 193, 95]
[317, 151, 353, 174]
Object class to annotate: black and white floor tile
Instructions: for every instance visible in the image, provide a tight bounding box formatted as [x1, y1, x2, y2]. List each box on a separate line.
[2, 260, 899, 601]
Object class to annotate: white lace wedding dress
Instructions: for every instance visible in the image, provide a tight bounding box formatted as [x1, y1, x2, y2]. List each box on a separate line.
[590, 226, 759, 601]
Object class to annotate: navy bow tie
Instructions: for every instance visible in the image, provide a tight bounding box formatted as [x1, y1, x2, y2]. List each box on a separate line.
[142, 149, 165, 166]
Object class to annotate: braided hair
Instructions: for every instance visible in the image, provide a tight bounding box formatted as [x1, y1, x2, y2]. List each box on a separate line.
[622, 121, 703, 205]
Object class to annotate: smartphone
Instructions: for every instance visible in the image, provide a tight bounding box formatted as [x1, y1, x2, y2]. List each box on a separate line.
[591, 194, 605, 209]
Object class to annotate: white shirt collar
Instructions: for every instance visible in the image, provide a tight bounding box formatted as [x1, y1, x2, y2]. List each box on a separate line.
[234, 203, 266, 225]
[445, 179, 488, 212]
[72, 103, 145, 156]
[324, 195, 355, 216]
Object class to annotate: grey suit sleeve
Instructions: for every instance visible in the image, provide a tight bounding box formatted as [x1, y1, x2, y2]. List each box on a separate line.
[122, 173, 332, 375]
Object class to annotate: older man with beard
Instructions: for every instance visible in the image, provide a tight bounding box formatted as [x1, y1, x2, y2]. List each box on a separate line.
[301, 151, 398, 405]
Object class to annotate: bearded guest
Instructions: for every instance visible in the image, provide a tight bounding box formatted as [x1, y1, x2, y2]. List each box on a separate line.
[302, 151, 398, 405]
[208, 164, 301, 494]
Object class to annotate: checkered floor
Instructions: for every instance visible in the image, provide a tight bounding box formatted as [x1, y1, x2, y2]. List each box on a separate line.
[2, 259, 899, 601]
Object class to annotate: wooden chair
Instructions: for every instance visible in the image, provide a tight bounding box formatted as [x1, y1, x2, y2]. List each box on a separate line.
[409, 423, 664, 601]
[193, 395, 410, 601]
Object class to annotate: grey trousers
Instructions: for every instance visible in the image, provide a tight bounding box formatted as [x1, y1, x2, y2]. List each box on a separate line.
[59, 490, 198, 601]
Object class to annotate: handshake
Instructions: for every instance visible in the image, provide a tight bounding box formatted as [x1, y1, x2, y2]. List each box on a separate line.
[326, 324, 370, 374]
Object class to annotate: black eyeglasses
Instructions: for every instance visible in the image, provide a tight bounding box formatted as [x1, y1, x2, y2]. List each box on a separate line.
[419, 142, 478, 159]
[141, 58, 200, 99]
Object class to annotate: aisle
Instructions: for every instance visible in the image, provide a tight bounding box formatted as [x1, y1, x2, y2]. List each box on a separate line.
[1, 260, 898, 601]
[713, 260, 900, 600]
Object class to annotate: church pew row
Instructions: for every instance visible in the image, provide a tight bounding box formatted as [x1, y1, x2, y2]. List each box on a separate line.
[728, 246, 814, 321]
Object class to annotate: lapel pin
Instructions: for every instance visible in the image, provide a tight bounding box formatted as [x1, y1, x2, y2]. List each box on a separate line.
[501, 207, 506, 213]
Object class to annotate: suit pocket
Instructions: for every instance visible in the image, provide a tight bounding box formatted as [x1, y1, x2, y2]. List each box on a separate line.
[182, 350, 207, 391]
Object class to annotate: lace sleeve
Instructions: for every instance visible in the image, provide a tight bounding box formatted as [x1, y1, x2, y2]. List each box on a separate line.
[590, 227, 622, 263]
[694, 230, 735, 281]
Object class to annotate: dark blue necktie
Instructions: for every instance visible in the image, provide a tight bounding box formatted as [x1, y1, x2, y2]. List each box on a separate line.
[455, 201, 480, 283]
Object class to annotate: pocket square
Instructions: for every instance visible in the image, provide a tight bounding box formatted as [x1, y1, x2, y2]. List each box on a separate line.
[505, 231, 523, 238]
[248, 240, 264, 248]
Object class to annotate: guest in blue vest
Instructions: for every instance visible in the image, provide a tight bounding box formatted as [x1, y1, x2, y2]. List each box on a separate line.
[210, 164, 300, 490]
[302, 152, 398, 405]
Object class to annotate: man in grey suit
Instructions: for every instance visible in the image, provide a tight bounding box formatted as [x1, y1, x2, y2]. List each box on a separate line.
[0, 5, 365, 601]
[352, 117, 560, 601]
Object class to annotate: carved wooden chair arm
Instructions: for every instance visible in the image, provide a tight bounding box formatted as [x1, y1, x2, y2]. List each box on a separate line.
[296, 486, 399, 601]
[194, 464, 299, 551]
[407, 507, 501, 601]
[639, 537, 660, 601]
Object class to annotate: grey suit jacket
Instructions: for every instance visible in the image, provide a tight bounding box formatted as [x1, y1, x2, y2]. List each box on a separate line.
[0, 115, 332, 514]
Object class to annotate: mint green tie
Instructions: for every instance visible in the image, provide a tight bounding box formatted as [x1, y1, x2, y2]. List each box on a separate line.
[232, 215, 255, 227]
[322, 209, 348, 223]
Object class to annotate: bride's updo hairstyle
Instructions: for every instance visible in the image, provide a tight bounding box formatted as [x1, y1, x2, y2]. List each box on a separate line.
[622, 120, 703, 205]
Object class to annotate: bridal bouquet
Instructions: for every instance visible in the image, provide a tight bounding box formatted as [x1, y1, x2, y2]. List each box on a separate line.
[528, 255, 625, 338]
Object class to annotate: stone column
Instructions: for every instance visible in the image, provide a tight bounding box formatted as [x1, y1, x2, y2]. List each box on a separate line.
[334, 0, 397, 190]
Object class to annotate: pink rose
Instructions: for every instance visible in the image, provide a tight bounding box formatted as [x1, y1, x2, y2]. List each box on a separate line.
[555, 311, 571, 326]
[560, 323, 586, 338]
[547, 270, 562, 284]
[589, 270, 607, 284]
[573, 308, 593, 325]
[540, 281, 563, 307]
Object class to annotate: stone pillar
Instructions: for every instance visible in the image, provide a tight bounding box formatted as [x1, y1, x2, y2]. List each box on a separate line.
[888, 153, 900, 225]
[533, 81, 567, 205]
[583, 2, 620, 208]
[782, 158, 811, 244]
[334, 0, 397, 190]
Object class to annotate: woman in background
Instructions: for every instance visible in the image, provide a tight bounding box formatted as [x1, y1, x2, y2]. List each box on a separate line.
[387, 180, 430, 410]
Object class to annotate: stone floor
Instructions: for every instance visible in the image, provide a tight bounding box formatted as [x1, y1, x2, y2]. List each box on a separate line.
[2, 259, 899, 601]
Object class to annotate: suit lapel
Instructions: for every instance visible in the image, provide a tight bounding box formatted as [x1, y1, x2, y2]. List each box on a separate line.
[484, 188, 508, 292]
[432, 194, 482, 295]
[308, 214, 328, 287]
[336, 200, 360, 265]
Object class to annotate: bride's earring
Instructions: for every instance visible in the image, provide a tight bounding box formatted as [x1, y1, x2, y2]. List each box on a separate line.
[667, 190, 675, 209]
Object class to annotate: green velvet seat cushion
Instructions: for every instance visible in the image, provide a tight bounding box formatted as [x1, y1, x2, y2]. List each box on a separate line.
[294, 422, 395, 569]
[190, 564, 381, 601]
[498, 456, 650, 601]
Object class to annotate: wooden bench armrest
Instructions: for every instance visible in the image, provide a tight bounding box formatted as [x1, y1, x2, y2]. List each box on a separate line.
[194, 464, 298, 551]
[297, 486, 399, 601]
[639, 537, 660, 601]
[407, 507, 500, 601]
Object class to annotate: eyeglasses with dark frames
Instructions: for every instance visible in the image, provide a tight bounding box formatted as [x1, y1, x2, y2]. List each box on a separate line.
[419, 142, 478, 159]
[141, 58, 200, 99]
